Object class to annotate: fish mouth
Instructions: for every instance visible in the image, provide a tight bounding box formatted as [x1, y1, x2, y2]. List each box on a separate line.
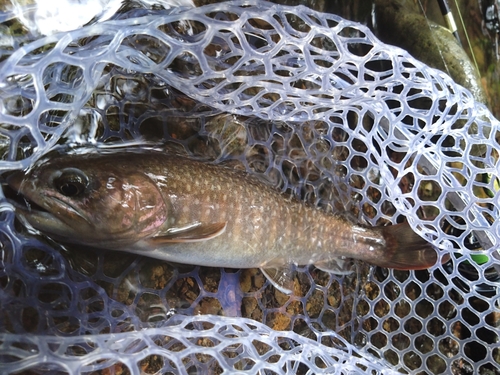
[3, 182, 68, 237]
[3, 171, 89, 236]
[4, 180, 45, 213]
[4, 171, 46, 212]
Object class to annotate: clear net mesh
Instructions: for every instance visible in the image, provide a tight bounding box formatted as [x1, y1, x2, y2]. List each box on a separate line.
[0, 1, 499, 374]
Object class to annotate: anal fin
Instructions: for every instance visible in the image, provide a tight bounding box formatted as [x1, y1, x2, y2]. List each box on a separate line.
[260, 265, 295, 295]
[315, 257, 355, 275]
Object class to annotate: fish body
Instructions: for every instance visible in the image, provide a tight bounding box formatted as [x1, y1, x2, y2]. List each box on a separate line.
[6, 149, 438, 293]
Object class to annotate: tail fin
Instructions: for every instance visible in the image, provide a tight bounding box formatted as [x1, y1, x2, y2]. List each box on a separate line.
[372, 222, 444, 270]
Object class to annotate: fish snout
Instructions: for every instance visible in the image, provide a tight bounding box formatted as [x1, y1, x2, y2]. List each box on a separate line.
[6, 171, 26, 192]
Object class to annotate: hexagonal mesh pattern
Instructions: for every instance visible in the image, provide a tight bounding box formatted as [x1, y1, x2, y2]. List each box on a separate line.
[0, 310, 394, 374]
[0, 1, 499, 374]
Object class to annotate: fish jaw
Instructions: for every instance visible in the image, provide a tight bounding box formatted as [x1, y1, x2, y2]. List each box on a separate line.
[7, 170, 95, 240]
[10, 199, 81, 240]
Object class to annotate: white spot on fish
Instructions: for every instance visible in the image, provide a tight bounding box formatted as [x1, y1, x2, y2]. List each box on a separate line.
[106, 177, 116, 189]
[148, 173, 168, 188]
[122, 183, 138, 191]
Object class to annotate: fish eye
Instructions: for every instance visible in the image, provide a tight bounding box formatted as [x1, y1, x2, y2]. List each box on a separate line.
[54, 168, 89, 197]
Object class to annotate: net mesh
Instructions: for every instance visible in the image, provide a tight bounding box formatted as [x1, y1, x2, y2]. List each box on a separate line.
[0, 1, 499, 374]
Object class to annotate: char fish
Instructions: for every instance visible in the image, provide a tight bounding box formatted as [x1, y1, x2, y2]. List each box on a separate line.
[6, 149, 439, 293]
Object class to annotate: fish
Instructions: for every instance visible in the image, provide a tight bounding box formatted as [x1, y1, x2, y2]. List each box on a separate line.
[5, 149, 439, 293]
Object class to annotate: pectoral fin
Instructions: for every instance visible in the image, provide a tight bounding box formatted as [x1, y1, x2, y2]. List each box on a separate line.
[149, 222, 227, 244]
[260, 265, 295, 295]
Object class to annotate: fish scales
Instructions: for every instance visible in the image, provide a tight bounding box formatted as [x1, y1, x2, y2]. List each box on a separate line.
[150, 156, 350, 265]
[6, 149, 441, 293]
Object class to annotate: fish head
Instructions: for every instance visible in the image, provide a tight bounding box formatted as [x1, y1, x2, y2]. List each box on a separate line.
[6, 154, 169, 247]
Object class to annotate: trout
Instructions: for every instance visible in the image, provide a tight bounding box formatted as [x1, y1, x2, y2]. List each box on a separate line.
[6, 149, 438, 293]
